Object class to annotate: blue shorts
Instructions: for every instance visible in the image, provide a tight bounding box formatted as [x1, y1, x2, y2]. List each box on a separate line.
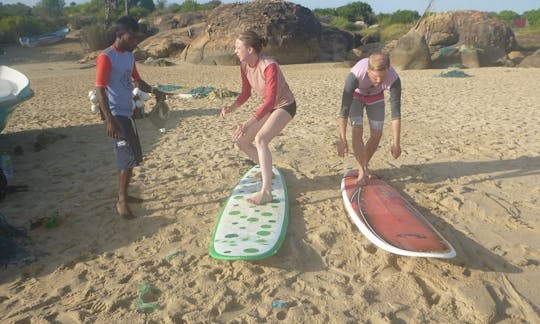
[112, 116, 142, 170]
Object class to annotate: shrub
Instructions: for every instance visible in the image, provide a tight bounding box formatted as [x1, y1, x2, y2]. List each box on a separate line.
[524, 9, 540, 27]
[331, 16, 358, 31]
[389, 10, 420, 25]
[0, 16, 44, 43]
[129, 6, 150, 20]
[81, 24, 115, 51]
[380, 23, 413, 41]
[335, 1, 374, 24]
[497, 10, 519, 23]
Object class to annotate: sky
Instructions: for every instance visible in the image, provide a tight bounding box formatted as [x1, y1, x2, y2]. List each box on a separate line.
[1, 0, 538, 15]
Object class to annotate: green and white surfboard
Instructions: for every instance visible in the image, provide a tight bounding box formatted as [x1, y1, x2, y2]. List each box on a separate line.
[210, 166, 288, 260]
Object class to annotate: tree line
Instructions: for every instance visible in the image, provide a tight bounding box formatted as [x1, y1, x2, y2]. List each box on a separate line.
[1, 0, 539, 44]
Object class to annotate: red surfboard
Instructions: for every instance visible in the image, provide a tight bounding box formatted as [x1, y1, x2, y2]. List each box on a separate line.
[341, 169, 455, 258]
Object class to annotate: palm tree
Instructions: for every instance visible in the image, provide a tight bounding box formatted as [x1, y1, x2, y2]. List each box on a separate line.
[105, 0, 118, 27]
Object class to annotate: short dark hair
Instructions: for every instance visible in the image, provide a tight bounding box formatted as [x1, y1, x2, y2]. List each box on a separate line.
[115, 16, 140, 34]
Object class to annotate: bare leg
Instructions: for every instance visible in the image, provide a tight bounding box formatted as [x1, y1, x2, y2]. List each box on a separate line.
[247, 109, 292, 205]
[117, 168, 135, 219]
[351, 125, 368, 185]
[364, 128, 383, 178]
[126, 170, 143, 203]
[235, 114, 269, 163]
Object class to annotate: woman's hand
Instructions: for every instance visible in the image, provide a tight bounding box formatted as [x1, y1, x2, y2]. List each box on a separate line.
[220, 105, 235, 118]
[232, 123, 247, 142]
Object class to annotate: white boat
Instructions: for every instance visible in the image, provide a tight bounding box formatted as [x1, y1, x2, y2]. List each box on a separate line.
[0, 66, 33, 132]
[18, 28, 70, 48]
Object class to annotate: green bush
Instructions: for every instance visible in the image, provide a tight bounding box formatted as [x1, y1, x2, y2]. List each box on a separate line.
[331, 16, 358, 31]
[497, 10, 519, 23]
[167, 0, 220, 13]
[81, 24, 115, 51]
[524, 9, 540, 27]
[0, 3, 33, 19]
[129, 6, 150, 20]
[335, 1, 374, 24]
[380, 23, 413, 41]
[313, 8, 337, 17]
[0, 16, 44, 43]
[388, 10, 419, 25]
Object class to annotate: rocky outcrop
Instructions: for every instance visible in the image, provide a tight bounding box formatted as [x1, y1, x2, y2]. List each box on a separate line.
[390, 31, 431, 69]
[181, 0, 322, 65]
[319, 24, 358, 61]
[151, 11, 208, 31]
[416, 11, 516, 55]
[135, 23, 205, 61]
[518, 49, 540, 68]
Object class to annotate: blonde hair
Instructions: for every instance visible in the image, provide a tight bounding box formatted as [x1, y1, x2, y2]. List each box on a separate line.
[237, 30, 268, 54]
[368, 53, 390, 71]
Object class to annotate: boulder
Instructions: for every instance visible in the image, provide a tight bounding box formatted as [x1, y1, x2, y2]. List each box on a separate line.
[508, 51, 525, 64]
[181, 0, 322, 65]
[460, 47, 480, 68]
[151, 11, 208, 31]
[477, 45, 508, 66]
[135, 23, 205, 61]
[431, 46, 461, 68]
[390, 30, 431, 69]
[518, 49, 540, 68]
[415, 10, 516, 58]
[319, 24, 357, 61]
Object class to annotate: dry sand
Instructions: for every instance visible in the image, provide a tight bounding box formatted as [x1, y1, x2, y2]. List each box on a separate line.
[0, 37, 539, 323]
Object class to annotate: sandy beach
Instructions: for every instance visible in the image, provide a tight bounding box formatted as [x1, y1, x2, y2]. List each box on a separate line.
[0, 37, 539, 323]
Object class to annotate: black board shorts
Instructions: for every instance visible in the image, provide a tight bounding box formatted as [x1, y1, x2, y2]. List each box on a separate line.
[112, 115, 142, 170]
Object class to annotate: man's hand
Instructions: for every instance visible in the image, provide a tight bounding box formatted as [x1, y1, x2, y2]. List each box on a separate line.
[106, 119, 120, 139]
[337, 138, 348, 157]
[391, 142, 401, 159]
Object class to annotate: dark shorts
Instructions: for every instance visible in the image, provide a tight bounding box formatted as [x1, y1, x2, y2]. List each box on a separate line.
[349, 98, 385, 130]
[112, 116, 142, 170]
[276, 101, 296, 119]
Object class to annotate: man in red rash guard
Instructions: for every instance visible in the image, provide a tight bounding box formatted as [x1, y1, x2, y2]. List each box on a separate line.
[96, 16, 166, 219]
[220, 30, 296, 205]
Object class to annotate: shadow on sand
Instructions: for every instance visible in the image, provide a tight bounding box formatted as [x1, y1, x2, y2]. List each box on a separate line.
[0, 108, 191, 283]
[361, 157, 538, 273]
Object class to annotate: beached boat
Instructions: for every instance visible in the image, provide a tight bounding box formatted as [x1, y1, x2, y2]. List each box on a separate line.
[0, 66, 33, 132]
[18, 28, 70, 48]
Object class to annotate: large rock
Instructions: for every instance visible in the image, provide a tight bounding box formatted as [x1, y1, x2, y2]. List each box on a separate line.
[518, 49, 540, 68]
[319, 24, 358, 61]
[415, 11, 516, 55]
[135, 23, 206, 61]
[181, 0, 322, 65]
[151, 11, 208, 31]
[390, 31, 431, 69]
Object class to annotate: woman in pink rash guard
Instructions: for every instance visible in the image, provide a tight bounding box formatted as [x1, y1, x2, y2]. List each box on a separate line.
[220, 30, 296, 205]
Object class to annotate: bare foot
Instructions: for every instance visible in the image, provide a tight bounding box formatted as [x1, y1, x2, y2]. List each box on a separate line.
[127, 195, 143, 203]
[246, 191, 273, 205]
[365, 167, 380, 180]
[356, 172, 368, 186]
[116, 200, 135, 219]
